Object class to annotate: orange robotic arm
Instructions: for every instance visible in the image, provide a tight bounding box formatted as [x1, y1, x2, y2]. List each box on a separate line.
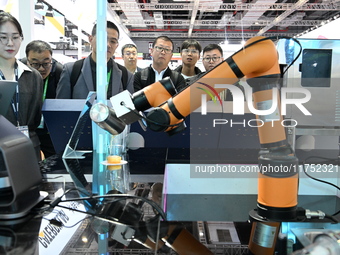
[147, 36, 286, 146]
[91, 36, 300, 255]
[130, 36, 299, 221]
[93, 36, 299, 221]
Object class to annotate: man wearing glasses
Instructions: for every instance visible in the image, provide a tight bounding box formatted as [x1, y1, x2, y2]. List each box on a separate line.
[21, 40, 63, 158]
[185, 44, 224, 85]
[22, 40, 63, 99]
[56, 21, 133, 99]
[134, 36, 185, 92]
[121, 44, 141, 74]
[202, 44, 224, 72]
[175, 39, 202, 80]
[200, 44, 244, 100]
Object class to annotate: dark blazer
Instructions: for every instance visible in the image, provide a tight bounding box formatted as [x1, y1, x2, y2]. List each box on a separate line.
[56, 56, 134, 99]
[134, 65, 186, 92]
[4, 61, 43, 156]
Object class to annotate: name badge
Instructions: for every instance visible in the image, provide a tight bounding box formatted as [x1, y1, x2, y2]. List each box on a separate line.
[17, 125, 29, 138]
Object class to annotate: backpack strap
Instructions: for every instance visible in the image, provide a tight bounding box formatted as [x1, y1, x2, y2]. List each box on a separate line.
[70, 58, 85, 95]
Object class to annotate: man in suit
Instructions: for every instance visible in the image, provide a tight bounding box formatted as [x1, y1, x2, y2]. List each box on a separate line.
[121, 43, 142, 74]
[22, 40, 63, 158]
[56, 21, 134, 99]
[134, 36, 186, 93]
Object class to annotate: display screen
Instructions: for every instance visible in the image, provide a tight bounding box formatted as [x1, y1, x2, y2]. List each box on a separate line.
[301, 49, 332, 87]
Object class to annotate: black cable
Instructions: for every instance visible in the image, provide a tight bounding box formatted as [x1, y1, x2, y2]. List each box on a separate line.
[232, 36, 302, 75]
[324, 214, 339, 223]
[43, 186, 167, 221]
[302, 156, 340, 191]
[302, 155, 340, 217]
[332, 208, 340, 217]
[59, 193, 166, 220]
[50, 215, 92, 228]
[54, 203, 132, 229]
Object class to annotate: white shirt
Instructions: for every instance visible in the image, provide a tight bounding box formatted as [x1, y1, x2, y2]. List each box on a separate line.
[152, 66, 167, 82]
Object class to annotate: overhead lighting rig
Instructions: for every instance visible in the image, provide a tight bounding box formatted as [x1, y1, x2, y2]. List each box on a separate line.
[34, 0, 44, 10]
[45, 5, 54, 17]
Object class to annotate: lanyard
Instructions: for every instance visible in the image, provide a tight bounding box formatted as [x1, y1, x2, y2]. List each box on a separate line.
[106, 69, 112, 91]
[0, 68, 20, 125]
[42, 76, 49, 101]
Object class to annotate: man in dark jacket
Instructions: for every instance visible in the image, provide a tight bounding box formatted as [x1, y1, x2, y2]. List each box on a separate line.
[175, 39, 202, 80]
[22, 40, 63, 158]
[56, 21, 134, 99]
[134, 36, 185, 93]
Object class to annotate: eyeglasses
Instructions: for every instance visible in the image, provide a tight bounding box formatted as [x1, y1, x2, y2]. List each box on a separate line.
[124, 52, 137, 56]
[0, 35, 23, 45]
[28, 61, 52, 69]
[154, 45, 172, 54]
[182, 49, 199, 55]
[202, 56, 221, 62]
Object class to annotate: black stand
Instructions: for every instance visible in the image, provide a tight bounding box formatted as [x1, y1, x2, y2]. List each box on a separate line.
[0, 116, 46, 219]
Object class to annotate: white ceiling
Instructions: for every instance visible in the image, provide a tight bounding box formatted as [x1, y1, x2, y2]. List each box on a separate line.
[108, 0, 340, 42]
[38, 0, 340, 45]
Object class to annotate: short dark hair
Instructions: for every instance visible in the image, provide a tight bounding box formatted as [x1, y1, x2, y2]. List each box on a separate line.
[0, 11, 23, 38]
[25, 40, 52, 57]
[121, 44, 137, 55]
[203, 44, 223, 56]
[180, 39, 202, 54]
[91, 21, 119, 38]
[152, 36, 174, 50]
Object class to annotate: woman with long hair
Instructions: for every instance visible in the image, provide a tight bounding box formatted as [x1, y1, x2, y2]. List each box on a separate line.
[0, 11, 43, 160]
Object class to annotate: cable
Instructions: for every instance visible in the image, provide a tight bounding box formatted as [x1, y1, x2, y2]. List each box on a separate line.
[49, 215, 92, 228]
[232, 35, 302, 76]
[302, 156, 340, 191]
[59, 193, 167, 220]
[302, 155, 340, 217]
[324, 214, 339, 223]
[43, 187, 167, 221]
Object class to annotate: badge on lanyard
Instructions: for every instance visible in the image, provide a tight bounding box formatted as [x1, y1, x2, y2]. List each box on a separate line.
[18, 125, 29, 138]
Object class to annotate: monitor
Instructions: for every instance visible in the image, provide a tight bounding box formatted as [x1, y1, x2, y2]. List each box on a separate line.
[283, 39, 340, 128]
[0, 80, 17, 116]
[42, 92, 97, 158]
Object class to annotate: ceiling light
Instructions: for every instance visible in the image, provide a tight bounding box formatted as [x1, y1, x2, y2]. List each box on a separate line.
[45, 6, 53, 17]
[35, 1, 44, 10]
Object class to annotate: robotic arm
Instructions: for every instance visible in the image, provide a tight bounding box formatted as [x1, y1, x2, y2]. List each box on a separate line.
[90, 36, 302, 254]
[91, 36, 298, 221]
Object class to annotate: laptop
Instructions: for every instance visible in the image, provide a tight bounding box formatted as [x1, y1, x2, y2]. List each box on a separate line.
[0, 81, 16, 116]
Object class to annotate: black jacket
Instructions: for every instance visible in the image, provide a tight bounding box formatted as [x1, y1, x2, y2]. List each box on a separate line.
[174, 65, 202, 76]
[20, 58, 63, 99]
[45, 60, 63, 98]
[134, 65, 186, 93]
